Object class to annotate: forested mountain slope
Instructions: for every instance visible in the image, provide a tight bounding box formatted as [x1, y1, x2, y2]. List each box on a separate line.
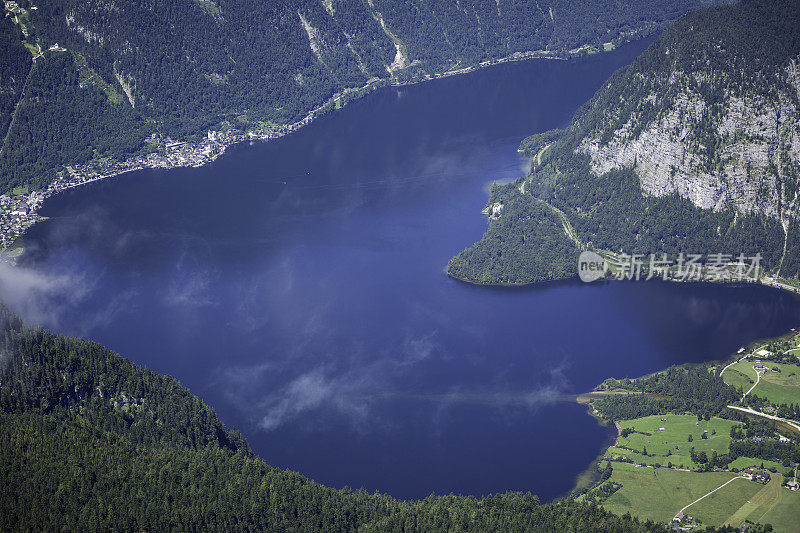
[0, 302, 672, 531]
[0, 0, 725, 192]
[450, 0, 800, 284]
[0, 16, 30, 146]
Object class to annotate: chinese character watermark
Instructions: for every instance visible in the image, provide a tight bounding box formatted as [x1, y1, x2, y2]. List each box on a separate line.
[577, 252, 762, 283]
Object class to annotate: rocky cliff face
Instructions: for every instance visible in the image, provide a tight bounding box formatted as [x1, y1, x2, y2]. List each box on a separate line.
[578, 60, 800, 225]
[564, 0, 800, 233]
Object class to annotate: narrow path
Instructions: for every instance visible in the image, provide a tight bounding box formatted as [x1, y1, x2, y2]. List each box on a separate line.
[719, 358, 744, 378]
[743, 369, 761, 400]
[719, 359, 739, 378]
[719, 343, 768, 402]
[761, 277, 800, 295]
[674, 476, 747, 520]
[719, 344, 766, 378]
[535, 199, 582, 248]
[724, 475, 783, 528]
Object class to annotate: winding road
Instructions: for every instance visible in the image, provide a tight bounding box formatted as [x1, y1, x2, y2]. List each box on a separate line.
[743, 370, 761, 400]
[718, 343, 768, 401]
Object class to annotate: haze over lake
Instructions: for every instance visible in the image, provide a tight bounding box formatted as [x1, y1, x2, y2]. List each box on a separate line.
[7, 38, 800, 501]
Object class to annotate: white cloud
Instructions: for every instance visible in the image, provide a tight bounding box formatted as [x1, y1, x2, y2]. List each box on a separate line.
[0, 259, 95, 328]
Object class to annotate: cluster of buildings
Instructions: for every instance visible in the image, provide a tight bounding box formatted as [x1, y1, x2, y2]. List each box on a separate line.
[0, 191, 44, 249]
[0, 103, 334, 253]
[0, 37, 468, 254]
[753, 360, 781, 374]
[743, 469, 771, 483]
[4, 1, 35, 38]
[671, 511, 698, 531]
[4, 0, 31, 15]
[483, 202, 504, 220]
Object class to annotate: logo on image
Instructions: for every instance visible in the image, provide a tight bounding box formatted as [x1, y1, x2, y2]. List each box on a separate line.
[578, 251, 607, 283]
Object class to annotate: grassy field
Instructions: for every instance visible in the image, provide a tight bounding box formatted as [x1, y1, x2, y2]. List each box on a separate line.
[722, 360, 756, 392]
[728, 456, 793, 475]
[723, 359, 800, 406]
[683, 476, 762, 526]
[721, 475, 800, 532]
[601, 464, 799, 531]
[758, 483, 800, 532]
[751, 363, 800, 406]
[601, 465, 742, 523]
[609, 415, 740, 470]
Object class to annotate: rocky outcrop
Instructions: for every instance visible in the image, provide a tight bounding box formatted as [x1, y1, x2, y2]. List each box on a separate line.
[579, 61, 800, 223]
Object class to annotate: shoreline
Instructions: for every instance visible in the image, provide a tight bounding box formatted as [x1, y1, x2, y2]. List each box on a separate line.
[570, 315, 800, 498]
[449, 267, 800, 299]
[0, 34, 657, 257]
[0, 50, 569, 255]
[446, 270, 574, 288]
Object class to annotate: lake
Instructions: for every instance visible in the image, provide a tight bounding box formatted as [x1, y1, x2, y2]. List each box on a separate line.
[8, 37, 800, 501]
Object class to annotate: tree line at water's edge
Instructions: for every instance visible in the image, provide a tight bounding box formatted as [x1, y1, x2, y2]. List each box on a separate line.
[589, 364, 800, 472]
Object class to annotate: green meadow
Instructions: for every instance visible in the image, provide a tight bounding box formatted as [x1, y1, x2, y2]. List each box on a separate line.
[683, 476, 762, 526]
[601, 463, 799, 531]
[601, 465, 742, 523]
[722, 360, 757, 392]
[722, 475, 800, 532]
[751, 363, 800, 406]
[757, 483, 800, 533]
[609, 415, 740, 470]
[728, 456, 793, 475]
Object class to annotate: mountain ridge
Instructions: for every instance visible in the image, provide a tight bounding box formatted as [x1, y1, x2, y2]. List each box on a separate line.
[450, 0, 800, 284]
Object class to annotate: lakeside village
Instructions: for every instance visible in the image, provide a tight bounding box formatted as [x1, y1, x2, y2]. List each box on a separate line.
[0, 117, 323, 252]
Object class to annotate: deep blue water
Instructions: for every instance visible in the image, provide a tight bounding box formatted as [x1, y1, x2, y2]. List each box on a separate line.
[8, 38, 800, 501]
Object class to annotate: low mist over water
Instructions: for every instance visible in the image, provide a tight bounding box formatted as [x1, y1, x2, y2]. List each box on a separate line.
[8, 38, 800, 500]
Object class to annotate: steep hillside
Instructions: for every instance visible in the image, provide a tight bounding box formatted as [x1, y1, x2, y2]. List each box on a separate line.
[452, 0, 800, 284]
[0, 16, 30, 148]
[0, 0, 725, 193]
[574, 0, 800, 223]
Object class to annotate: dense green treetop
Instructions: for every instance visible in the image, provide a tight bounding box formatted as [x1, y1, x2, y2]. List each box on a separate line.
[0, 15, 30, 143]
